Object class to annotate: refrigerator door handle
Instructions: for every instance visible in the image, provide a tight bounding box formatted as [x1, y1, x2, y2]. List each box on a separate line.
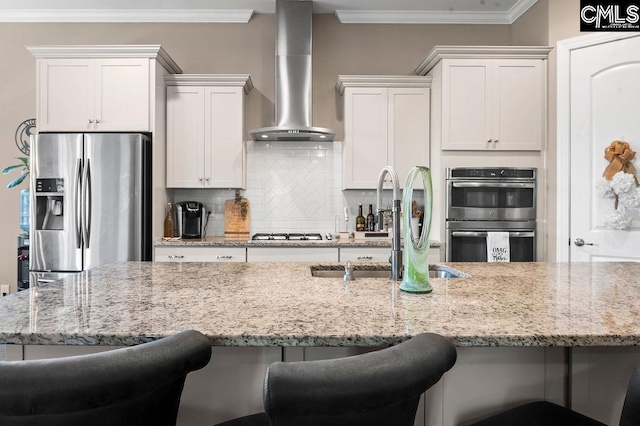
[82, 159, 92, 248]
[75, 158, 83, 249]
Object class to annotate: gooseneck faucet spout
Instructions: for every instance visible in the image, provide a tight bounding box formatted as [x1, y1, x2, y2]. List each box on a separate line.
[376, 166, 402, 281]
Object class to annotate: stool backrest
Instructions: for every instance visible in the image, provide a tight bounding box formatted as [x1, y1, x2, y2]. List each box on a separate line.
[0, 329, 211, 426]
[620, 364, 640, 426]
[263, 333, 457, 426]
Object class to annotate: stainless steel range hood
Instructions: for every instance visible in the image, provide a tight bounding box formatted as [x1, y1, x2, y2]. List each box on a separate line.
[250, 0, 335, 142]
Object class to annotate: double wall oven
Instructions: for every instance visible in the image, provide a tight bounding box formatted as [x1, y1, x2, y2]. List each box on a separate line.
[446, 167, 537, 262]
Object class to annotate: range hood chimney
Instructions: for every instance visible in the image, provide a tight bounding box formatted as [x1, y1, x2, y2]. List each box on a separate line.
[250, 0, 336, 142]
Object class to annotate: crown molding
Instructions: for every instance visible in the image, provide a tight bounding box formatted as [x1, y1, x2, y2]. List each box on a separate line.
[414, 45, 554, 76]
[0, 9, 254, 23]
[1, 0, 537, 24]
[507, 0, 539, 23]
[26, 45, 183, 74]
[165, 74, 254, 94]
[336, 75, 432, 95]
[335, 0, 538, 24]
[335, 10, 511, 25]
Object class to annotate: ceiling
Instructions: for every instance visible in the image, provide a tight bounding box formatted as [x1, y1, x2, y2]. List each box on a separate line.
[0, 0, 538, 24]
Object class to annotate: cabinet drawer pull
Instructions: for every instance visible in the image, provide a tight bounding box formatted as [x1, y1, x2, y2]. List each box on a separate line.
[167, 254, 184, 259]
[357, 256, 373, 260]
[216, 255, 233, 259]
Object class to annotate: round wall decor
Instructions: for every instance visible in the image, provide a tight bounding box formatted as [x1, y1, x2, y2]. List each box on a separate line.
[15, 118, 36, 155]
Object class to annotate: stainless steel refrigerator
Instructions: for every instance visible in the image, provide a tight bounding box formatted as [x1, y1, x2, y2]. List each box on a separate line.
[30, 133, 151, 277]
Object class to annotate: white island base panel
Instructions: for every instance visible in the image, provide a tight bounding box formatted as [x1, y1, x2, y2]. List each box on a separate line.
[16, 345, 640, 426]
[571, 347, 640, 425]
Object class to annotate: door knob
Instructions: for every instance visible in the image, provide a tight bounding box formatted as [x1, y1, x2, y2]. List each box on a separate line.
[574, 238, 593, 247]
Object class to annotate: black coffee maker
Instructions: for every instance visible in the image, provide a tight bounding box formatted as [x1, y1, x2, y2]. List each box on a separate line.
[176, 202, 206, 239]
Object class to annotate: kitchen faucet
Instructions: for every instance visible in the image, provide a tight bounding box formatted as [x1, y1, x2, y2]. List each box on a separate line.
[376, 166, 402, 281]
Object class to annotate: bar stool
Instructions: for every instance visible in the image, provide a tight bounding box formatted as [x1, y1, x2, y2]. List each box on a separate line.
[470, 363, 640, 426]
[0, 329, 212, 426]
[215, 332, 457, 426]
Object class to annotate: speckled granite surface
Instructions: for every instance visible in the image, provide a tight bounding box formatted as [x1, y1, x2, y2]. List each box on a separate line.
[155, 236, 441, 248]
[1, 261, 639, 348]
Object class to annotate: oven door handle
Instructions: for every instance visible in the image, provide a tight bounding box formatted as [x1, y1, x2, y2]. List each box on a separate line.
[451, 231, 535, 238]
[451, 182, 535, 189]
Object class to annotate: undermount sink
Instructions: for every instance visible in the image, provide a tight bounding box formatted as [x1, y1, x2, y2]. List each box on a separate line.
[310, 264, 468, 279]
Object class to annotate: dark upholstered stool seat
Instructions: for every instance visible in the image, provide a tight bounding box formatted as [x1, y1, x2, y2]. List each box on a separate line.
[217, 413, 269, 426]
[471, 363, 640, 426]
[215, 332, 457, 426]
[470, 401, 606, 426]
[0, 329, 212, 426]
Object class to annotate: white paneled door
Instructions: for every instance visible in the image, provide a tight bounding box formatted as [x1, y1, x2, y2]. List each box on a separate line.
[561, 34, 640, 262]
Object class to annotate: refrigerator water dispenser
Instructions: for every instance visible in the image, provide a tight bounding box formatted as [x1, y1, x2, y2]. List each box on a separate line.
[35, 178, 64, 230]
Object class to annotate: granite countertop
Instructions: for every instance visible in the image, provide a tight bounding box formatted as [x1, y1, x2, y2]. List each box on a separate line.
[2, 261, 640, 348]
[155, 236, 442, 248]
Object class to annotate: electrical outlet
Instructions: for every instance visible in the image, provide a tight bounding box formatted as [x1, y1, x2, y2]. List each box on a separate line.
[1, 285, 9, 297]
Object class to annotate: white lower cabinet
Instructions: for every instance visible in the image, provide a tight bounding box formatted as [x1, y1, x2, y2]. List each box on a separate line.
[340, 247, 390, 263]
[154, 246, 246, 262]
[246, 247, 338, 263]
[429, 246, 442, 262]
[340, 246, 442, 262]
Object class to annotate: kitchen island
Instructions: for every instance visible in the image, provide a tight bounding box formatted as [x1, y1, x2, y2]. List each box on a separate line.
[1, 261, 639, 425]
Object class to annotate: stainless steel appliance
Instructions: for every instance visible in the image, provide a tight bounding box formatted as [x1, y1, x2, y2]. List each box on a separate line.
[249, 0, 335, 141]
[30, 133, 151, 275]
[176, 201, 207, 239]
[445, 167, 536, 262]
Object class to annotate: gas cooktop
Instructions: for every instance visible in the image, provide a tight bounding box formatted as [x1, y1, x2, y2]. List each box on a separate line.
[251, 233, 323, 241]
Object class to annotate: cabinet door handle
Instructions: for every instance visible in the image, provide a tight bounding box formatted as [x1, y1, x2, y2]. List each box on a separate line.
[205, 177, 210, 182]
[167, 254, 184, 259]
[216, 255, 233, 259]
[357, 256, 373, 260]
[88, 119, 94, 123]
[95, 119, 100, 123]
[487, 139, 492, 143]
[494, 139, 499, 143]
[198, 177, 203, 182]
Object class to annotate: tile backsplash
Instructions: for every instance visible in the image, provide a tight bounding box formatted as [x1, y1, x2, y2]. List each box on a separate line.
[173, 141, 421, 237]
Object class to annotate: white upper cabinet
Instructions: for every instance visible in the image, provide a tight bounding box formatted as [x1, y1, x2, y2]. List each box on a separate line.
[337, 76, 431, 189]
[165, 75, 252, 189]
[415, 46, 552, 151]
[28, 45, 181, 132]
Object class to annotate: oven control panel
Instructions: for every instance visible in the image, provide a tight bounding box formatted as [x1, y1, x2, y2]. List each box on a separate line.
[447, 167, 536, 179]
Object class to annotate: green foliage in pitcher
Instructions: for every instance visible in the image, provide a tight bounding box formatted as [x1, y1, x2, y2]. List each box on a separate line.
[3, 157, 30, 188]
